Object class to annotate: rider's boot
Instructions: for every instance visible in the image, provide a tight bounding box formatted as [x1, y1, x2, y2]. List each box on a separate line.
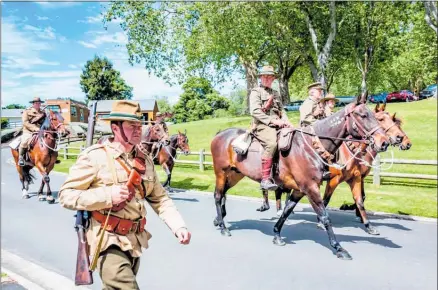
[260, 157, 278, 191]
[18, 147, 26, 167]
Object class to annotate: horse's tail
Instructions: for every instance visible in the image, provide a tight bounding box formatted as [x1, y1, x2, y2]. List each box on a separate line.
[22, 167, 35, 185]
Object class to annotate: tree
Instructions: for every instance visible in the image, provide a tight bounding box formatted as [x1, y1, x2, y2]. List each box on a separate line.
[3, 104, 26, 109]
[172, 77, 230, 123]
[154, 96, 173, 113]
[424, 1, 437, 32]
[80, 55, 133, 104]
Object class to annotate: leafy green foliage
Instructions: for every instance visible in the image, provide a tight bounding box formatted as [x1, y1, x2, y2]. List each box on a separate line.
[155, 96, 173, 113]
[1, 118, 9, 129]
[79, 55, 133, 104]
[172, 77, 230, 123]
[2, 104, 26, 109]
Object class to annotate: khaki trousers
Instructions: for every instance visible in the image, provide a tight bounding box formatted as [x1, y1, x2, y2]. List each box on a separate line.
[97, 245, 141, 290]
[20, 132, 33, 149]
[253, 124, 277, 158]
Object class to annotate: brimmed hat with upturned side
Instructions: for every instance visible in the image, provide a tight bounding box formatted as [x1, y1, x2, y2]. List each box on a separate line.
[100, 100, 143, 123]
[319, 93, 339, 103]
[29, 97, 45, 103]
[258, 65, 278, 77]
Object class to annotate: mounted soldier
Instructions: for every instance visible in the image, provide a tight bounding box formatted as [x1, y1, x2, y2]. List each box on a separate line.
[319, 93, 339, 118]
[299, 82, 326, 127]
[18, 97, 46, 166]
[249, 65, 293, 191]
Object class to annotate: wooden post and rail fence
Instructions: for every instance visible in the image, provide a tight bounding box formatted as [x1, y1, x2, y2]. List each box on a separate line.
[59, 140, 437, 185]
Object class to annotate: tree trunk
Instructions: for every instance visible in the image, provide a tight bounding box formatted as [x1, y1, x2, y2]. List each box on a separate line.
[278, 75, 290, 105]
[243, 61, 258, 114]
[307, 57, 319, 81]
[361, 71, 367, 97]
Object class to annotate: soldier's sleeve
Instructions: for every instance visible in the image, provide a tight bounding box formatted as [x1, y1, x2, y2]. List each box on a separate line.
[22, 110, 39, 132]
[249, 89, 274, 126]
[58, 152, 113, 211]
[145, 170, 187, 234]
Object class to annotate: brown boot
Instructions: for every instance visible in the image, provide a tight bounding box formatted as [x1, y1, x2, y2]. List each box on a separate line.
[18, 147, 26, 166]
[260, 157, 278, 191]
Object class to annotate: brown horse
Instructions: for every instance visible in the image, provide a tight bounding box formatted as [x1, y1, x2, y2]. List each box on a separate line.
[258, 104, 412, 231]
[315, 103, 412, 235]
[153, 130, 190, 188]
[210, 97, 390, 260]
[11, 110, 67, 203]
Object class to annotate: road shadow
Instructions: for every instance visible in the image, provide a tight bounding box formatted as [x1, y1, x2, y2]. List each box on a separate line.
[26, 190, 59, 204]
[170, 196, 199, 203]
[227, 219, 402, 256]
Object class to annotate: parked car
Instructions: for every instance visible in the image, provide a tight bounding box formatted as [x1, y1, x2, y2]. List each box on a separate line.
[419, 84, 437, 100]
[335, 96, 356, 107]
[386, 90, 416, 102]
[284, 100, 304, 111]
[369, 92, 388, 104]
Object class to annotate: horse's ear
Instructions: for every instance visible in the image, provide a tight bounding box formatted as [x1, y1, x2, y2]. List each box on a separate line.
[374, 104, 380, 112]
[392, 112, 397, 120]
[381, 103, 386, 111]
[184, 129, 187, 135]
[358, 90, 368, 104]
[178, 130, 181, 134]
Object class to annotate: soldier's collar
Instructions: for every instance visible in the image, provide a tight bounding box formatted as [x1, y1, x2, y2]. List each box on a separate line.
[106, 140, 137, 159]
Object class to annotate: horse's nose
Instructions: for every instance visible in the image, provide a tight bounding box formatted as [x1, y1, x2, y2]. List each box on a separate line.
[381, 141, 389, 151]
[396, 135, 403, 143]
[406, 143, 412, 150]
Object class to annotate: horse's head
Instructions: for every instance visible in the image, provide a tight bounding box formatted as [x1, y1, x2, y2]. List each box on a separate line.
[42, 110, 68, 137]
[345, 100, 390, 152]
[177, 129, 190, 155]
[142, 122, 170, 146]
[374, 103, 408, 147]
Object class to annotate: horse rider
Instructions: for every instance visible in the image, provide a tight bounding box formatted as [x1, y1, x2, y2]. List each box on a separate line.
[319, 93, 339, 118]
[249, 65, 293, 191]
[18, 97, 46, 166]
[299, 84, 340, 179]
[59, 100, 191, 289]
[150, 112, 169, 157]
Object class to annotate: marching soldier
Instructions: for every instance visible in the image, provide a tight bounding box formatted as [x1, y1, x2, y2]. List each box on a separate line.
[249, 65, 293, 191]
[18, 97, 46, 166]
[59, 100, 191, 290]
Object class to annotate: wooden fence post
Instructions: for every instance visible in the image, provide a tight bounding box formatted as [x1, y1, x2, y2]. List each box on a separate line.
[373, 154, 381, 186]
[65, 137, 70, 160]
[199, 149, 205, 171]
[63, 147, 67, 160]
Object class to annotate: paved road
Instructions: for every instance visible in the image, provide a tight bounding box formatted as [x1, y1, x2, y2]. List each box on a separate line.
[1, 148, 437, 290]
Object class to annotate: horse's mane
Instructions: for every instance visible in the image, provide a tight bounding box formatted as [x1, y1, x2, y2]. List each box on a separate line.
[215, 127, 244, 136]
[40, 113, 51, 131]
[393, 114, 403, 126]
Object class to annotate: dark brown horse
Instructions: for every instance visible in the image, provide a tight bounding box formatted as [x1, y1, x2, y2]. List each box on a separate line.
[210, 97, 390, 260]
[258, 104, 412, 230]
[316, 103, 412, 235]
[153, 130, 190, 188]
[11, 110, 67, 203]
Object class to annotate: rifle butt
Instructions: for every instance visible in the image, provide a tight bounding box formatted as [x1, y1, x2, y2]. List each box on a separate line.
[75, 230, 93, 286]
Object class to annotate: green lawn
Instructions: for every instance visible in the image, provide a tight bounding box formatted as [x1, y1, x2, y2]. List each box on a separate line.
[54, 99, 437, 218]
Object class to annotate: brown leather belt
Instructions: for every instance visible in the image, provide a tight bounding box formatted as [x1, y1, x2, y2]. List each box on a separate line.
[92, 211, 146, 236]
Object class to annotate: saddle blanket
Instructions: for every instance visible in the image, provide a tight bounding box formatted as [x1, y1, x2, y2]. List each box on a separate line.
[9, 136, 21, 150]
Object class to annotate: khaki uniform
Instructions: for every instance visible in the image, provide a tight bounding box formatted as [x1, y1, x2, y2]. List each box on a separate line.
[299, 97, 323, 127]
[20, 107, 45, 149]
[59, 139, 187, 289]
[249, 86, 288, 158]
[323, 106, 334, 117]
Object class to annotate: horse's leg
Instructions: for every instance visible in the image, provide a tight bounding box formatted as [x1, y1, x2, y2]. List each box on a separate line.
[17, 166, 30, 199]
[44, 166, 55, 204]
[256, 190, 270, 212]
[272, 190, 305, 246]
[307, 187, 352, 260]
[355, 178, 366, 220]
[161, 162, 171, 188]
[213, 170, 231, 236]
[317, 177, 341, 230]
[166, 160, 175, 188]
[37, 179, 46, 201]
[348, 178, 379, 235]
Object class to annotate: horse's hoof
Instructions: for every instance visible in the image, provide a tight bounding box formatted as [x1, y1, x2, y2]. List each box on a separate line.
[38, 196, 46, 201]
[47, 197, 55, 204]
[221, 228, 231, 236]
[22, 195, 30, 199]
[213, 218, 219, 227]
[336, 248, 353, 260]
[256, 204, 270, 212]
[272, 235, 286, 246]
[276, 209, 284, 217]
[365, 225, 380, 235]
[316, 222, 326, 231]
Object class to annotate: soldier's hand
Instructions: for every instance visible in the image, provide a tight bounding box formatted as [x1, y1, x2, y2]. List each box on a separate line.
[111, 185, 130, 205]
[270, 119, 286, 128]
[175, 228, 191, 245]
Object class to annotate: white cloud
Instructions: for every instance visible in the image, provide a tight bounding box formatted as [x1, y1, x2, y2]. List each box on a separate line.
[92, 32, 127, 46]
[36, 15, 50, 21]
[78, 40, 97, 49]
[68, 64, 78, 69]
[78, 15, 103, 24]
[23, 25, 56, 39]
[14, 71, 81, 79]
[2, 21, 51, 55]
[3, 80, 21, 88]
[36, 1, 81, 9]
[2, 57, 60, 70]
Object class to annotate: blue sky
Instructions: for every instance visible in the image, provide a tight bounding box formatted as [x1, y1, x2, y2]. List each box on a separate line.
[1, 1, 245, 107]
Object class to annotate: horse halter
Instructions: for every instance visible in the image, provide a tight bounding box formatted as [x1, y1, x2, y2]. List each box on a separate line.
[345, 105, 381, 142]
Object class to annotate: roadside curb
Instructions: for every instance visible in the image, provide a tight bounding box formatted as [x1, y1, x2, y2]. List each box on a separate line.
[1, 250, 91, 290]
[52, 170, 437, 223]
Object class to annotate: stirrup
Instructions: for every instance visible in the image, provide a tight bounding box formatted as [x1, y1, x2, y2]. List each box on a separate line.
[18, 157, 25, 166]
